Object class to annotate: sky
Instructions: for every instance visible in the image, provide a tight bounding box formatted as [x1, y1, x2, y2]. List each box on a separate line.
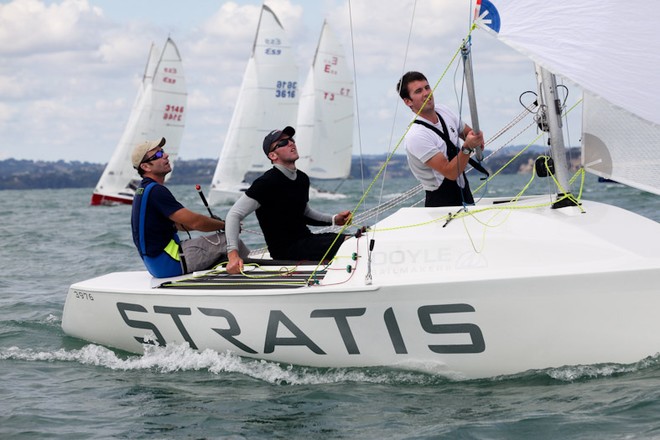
[0, 0, 582, 163]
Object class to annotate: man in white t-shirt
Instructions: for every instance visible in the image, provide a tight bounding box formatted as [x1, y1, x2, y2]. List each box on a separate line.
[397, 71, 485, 207]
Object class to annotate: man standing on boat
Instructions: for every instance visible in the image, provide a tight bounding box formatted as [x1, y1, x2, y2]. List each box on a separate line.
[397, 71, 485, 207]
[130, 138, 249, 278]
[224, 126, 352, 274]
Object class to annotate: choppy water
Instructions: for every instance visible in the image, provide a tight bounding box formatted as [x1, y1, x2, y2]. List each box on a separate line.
[2, 174, 660, 439]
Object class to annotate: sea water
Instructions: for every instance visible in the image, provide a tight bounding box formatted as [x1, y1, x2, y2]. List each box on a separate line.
[2, 174, 660, 439]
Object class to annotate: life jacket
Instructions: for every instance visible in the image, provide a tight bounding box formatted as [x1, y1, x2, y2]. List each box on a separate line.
[137, 182, 184, 278]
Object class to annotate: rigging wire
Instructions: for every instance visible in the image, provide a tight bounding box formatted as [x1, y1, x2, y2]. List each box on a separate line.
[346, 0, 369, 283]
[556, 81, 575, 163]
[458, 0, 474, 126]
[307, 103, 540, 229]
[347, 0, 365, 197]
[345, 0, 420, 284]
[379, 0, 418, 218]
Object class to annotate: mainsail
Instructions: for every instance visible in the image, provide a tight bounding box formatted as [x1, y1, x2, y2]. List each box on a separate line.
[475, 0, 660, 195]
[91, 38, 187, 206]
[295, 20, 354, 180]
[209, 5, 299, 205]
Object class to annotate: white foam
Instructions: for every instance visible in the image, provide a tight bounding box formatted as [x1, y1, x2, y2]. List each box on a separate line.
[7, 343, 654, 383]
[0, 343, 430, 385]
[546, 354, 660, 381]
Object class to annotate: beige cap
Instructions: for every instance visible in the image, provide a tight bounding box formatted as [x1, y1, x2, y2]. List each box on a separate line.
[131, 137, 166, 169]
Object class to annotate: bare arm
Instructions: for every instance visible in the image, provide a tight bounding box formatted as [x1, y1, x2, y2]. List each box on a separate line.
[170, 207, 224, 231]
[425, 129, 484, 180]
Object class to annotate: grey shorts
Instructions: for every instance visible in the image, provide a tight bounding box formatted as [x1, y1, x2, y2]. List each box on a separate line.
[180, 233, 249, 273]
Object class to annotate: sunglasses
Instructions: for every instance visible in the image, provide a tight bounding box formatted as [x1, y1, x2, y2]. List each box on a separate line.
[270, 137, 295, 153]
[141, 149, 165, 164]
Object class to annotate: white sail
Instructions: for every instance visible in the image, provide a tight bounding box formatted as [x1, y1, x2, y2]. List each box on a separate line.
[151, 38, 187, 173]
[209, 5, 299, 205]
[91, 38, 187, 206]
[296, 20, 354, 180]
[475, 0, 660, 194]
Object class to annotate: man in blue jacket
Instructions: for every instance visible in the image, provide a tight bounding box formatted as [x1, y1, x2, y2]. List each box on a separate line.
[130, 137, 249, 277]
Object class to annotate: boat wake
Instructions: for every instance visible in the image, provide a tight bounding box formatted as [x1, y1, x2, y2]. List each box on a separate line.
[2, 342, 658, 385]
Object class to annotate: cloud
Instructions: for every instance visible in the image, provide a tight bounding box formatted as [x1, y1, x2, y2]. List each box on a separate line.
[0, 0, 105, 56]
[0, 0, 168, 160]
[0, 0, 580, 164]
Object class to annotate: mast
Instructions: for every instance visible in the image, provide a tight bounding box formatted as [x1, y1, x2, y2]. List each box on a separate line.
[461, 38, 483, 162]
[534, 64, 574, 208]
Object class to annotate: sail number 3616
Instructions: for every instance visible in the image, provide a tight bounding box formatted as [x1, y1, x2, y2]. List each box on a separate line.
[275, 81, 297, 98]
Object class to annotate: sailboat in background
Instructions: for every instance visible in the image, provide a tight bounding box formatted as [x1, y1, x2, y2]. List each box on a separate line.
[296, 20, 353, 200]
[91, 38, 187, 206]
[64, 0, 660, 379]
[208, 5, 299, 205]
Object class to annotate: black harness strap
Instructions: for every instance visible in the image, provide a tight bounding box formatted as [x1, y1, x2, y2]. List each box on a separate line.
[413, 113, 489, 179]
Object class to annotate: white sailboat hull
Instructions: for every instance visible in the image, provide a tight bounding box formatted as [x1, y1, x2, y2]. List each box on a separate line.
[62, 197, 660, 379]
[309, 186, 347, 200]
[90, 191, 135, 206]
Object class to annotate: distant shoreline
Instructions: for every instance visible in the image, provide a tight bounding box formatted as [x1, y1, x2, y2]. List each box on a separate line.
[0, 148, 581, 190]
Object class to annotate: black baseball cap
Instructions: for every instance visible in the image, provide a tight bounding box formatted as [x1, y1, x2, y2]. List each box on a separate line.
[262, 126, 295, 156]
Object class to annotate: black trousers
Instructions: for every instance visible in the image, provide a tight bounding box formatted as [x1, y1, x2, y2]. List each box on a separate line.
[275, 233, 348, 262]
[425, 176, 474, 207]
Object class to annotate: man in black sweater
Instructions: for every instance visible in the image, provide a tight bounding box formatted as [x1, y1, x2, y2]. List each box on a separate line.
[224, 126, 352, 274]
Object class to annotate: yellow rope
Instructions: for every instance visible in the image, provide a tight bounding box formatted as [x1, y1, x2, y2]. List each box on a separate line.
[370, 162, 588, 235]
[472, 133, 542, 194]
